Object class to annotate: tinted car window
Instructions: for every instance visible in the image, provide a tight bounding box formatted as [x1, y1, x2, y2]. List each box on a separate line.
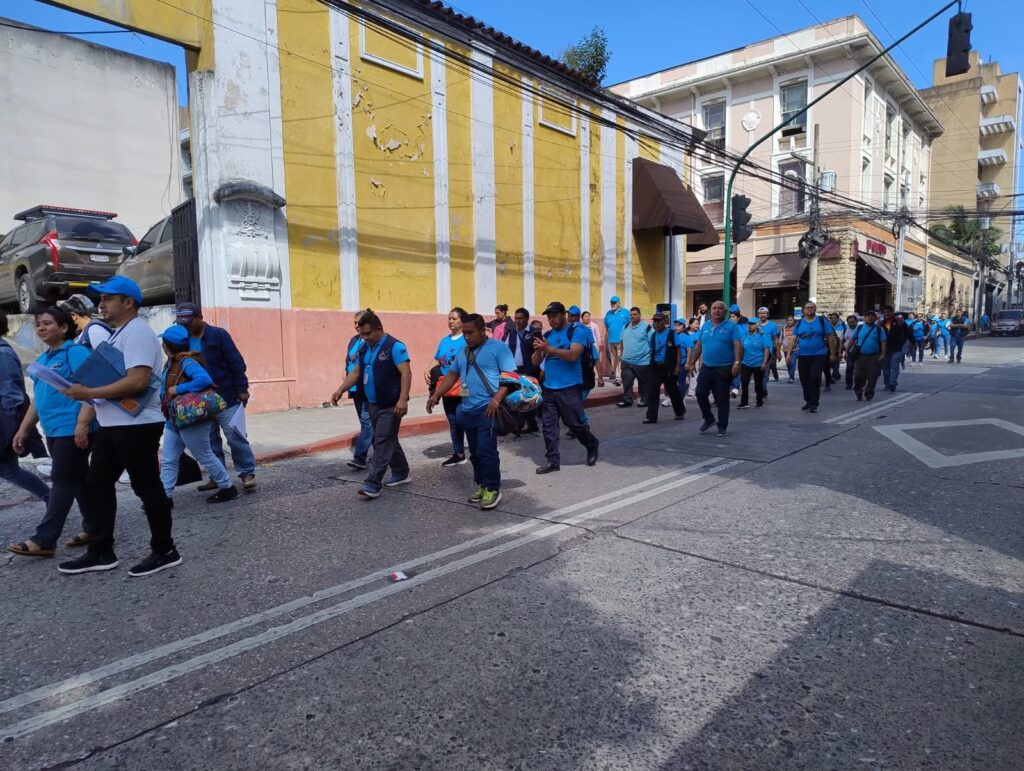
[6, 225, 30, 249]
[995, 310, 1022, 320]
[55, 216, 133, 243]
[22, 221, 47, 244]
[136, 221, 163, 254]
[157, 219, 173, 243]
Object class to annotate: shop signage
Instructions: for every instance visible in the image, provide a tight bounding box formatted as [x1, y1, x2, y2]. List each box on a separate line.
[865, 238, 887, 256]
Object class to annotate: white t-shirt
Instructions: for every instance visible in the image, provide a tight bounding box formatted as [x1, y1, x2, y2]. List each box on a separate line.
[93, 317, 165, 427]
[76, 321, 112, 350]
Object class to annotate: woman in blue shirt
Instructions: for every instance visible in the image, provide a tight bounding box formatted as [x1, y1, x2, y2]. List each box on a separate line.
[158, 325, 237, 504]
[424, 307, 468, 467]
[738, 319, 771, 409]
[8, 307, 94, 557]
[794, 301, 836, 413]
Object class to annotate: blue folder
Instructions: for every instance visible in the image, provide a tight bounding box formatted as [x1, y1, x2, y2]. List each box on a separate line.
[72, 342, 160, 417]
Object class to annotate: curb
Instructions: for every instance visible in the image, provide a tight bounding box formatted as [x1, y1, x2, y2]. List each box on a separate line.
[255, 389, 624, 465]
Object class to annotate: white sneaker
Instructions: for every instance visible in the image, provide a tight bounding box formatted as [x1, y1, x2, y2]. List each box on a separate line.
[660, 396, 671, 407]
[730, 388, 739, 399]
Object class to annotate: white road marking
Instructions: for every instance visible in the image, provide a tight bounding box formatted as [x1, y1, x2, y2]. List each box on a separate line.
[823, 392, 924, 425]
[874, 418, 1024, 468]
[0, 458, 726, 718]
[0, 460, 742, 741]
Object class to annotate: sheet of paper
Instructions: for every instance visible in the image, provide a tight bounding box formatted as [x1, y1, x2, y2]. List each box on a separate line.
[228, 405, 247, 438]
[26, 362, 73, 391]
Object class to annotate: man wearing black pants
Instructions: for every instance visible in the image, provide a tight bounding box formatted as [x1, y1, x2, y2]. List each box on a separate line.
[532, 302, 599, 473]
[61, 276, 180, 577]
[643, 312, 685, 423]
[686, 301, 742, 438]
[793, 301, 836, 414]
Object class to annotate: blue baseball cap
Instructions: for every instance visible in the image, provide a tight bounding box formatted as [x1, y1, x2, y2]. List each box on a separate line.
[88, 276, 142, 305]
[610, 296, 621, 304]
[160, 324, 190, 346]
[568, 305, 581, 316]
[729, 303, 741, 313]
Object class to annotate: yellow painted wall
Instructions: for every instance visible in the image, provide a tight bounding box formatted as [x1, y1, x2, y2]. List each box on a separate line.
[348, 17, 436, 311]
[446, 50, 475, 312]
[47, 0, 214, 68]
[588, 115, 603, 314]
[633, 137, 663, 309]
[493, 65, 524, 309]
[278, 0, 340, 309]
[533, 93, 581, 307]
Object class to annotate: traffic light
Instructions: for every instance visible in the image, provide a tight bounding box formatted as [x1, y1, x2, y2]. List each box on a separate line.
[732, 194, 752, 244]
[945, 12, 972, 77]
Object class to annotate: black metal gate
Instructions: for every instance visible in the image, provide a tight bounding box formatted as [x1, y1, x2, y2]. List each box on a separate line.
[171, 198, 200, 307]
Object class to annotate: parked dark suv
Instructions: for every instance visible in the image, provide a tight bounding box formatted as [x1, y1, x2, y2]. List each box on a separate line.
[0, 205, 135, 313]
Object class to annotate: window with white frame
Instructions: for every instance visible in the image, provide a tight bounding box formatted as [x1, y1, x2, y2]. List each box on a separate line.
[901, 123, 912, 169]
[778, 160, 806, 216]
[861, 156, 872, 203]
[918, 172, 927, 209]
[538, 88, 578, 136]
[702, 101, 726, 150]
[359, 18, 424, 79]
[862, 79, 873, 142]
[702, 173, 725, 223]
[884, 105, 896, 161]
[882, 174, 895, 210]
[781, 81, 808, 132]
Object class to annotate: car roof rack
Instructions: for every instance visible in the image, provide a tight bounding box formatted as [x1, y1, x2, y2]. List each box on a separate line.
[14, 205, 118, 222]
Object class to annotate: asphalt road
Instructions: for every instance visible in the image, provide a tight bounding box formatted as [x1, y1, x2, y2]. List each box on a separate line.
[1, 336, 1022, 770]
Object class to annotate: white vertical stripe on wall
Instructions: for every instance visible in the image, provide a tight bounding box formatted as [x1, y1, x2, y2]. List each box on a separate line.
[522, 79, 535, 311]
[329, 11, 360, 311]
[623, 133, 637, 307]
[579, 114, 590, 308]
[470, 47, 497, 313]
[600, 109, 616, 307]
[430, 48, 451, 313]
[661, 144, 686, 312]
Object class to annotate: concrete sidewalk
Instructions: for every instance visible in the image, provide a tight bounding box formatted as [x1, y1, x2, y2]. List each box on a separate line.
[249, 384, 624, 463]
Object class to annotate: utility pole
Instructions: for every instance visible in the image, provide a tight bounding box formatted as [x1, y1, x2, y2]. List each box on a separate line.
[808, 124, 820, 301]
[893, 171, 909, 312]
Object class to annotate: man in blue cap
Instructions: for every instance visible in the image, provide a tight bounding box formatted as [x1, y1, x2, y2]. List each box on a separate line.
[60, 276, 181, 577]
[603, 296, 629, 386]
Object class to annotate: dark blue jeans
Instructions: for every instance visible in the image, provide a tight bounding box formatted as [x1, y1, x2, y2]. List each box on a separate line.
[442, 395, 465, 455]
[457, 405, 500, 490]
[541, 386, 598, 466]
[949, 336, 965, 361]
[695, 365, 733, 429]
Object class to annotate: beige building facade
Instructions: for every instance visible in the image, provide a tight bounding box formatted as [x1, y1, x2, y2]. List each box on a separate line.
[921, 52, 1022, 310]
[613, 16, 975, 319]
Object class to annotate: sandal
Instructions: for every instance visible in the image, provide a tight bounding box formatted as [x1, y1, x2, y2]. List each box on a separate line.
[64, 532, 92, 548]
[8, 541, 55, 558]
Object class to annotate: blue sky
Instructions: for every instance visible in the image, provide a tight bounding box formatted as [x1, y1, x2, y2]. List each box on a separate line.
[5, 0, 1020, 102]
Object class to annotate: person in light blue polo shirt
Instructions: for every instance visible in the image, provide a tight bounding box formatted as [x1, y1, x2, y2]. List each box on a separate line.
[793, 301, 835, 413]
[685, 301, 742, 437]
[673, 318, 695, 399]
[756, 307, 781, 383]
[738, 319, 771, 409]
[851, 310, 887, 401]
[603, 296, 630, 384]
[428, 314, 516, 511]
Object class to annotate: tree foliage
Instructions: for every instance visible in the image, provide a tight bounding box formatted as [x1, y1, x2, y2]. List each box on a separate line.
[561, 26, 611, 84]
[931, 205, 1002, 269]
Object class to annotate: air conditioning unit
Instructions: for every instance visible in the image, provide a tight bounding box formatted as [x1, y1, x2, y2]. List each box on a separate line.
[781, 125, 805, 138]
[818, 170, 838, 192]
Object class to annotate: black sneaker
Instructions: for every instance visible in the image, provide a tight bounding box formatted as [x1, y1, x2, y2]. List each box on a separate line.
[207, 486, 239, 504]
[442, 453, 467, 467]
[810, 406, 820, 413]
[616, 401, 632, 408]
[801, 403, 810, 411]
[717, 429, 727, 438]
[346, 458, 368, 470]
[586, 444, 599, 466]
[128, 548, 182, 577]
[58, 552, 119, 574]
[699, 419, 715, 434]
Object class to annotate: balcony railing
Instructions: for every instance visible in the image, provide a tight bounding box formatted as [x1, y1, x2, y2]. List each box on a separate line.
[980, 85, 998, 105]
[977, 182, 1001, 199]
[980, 114, 1016, 136]
[978, 148, 1008, 166]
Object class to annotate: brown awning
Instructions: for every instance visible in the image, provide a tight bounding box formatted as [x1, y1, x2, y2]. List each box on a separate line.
[685, 259, 724, 289]
[684, 214, 720, 253]
[632, 158, 719, 249]
[744, 252, 806, 290]
[859, 254, 897, 285]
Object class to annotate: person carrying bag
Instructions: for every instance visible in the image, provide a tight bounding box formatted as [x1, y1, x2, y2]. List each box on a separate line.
[156, 325, 237, 505]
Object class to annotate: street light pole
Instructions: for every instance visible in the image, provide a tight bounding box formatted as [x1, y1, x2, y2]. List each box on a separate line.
[721, 0, 965, 306]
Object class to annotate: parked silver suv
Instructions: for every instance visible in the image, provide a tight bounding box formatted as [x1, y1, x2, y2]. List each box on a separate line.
[116, 215, 175, 305]
[989, 309, 1024, 336]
